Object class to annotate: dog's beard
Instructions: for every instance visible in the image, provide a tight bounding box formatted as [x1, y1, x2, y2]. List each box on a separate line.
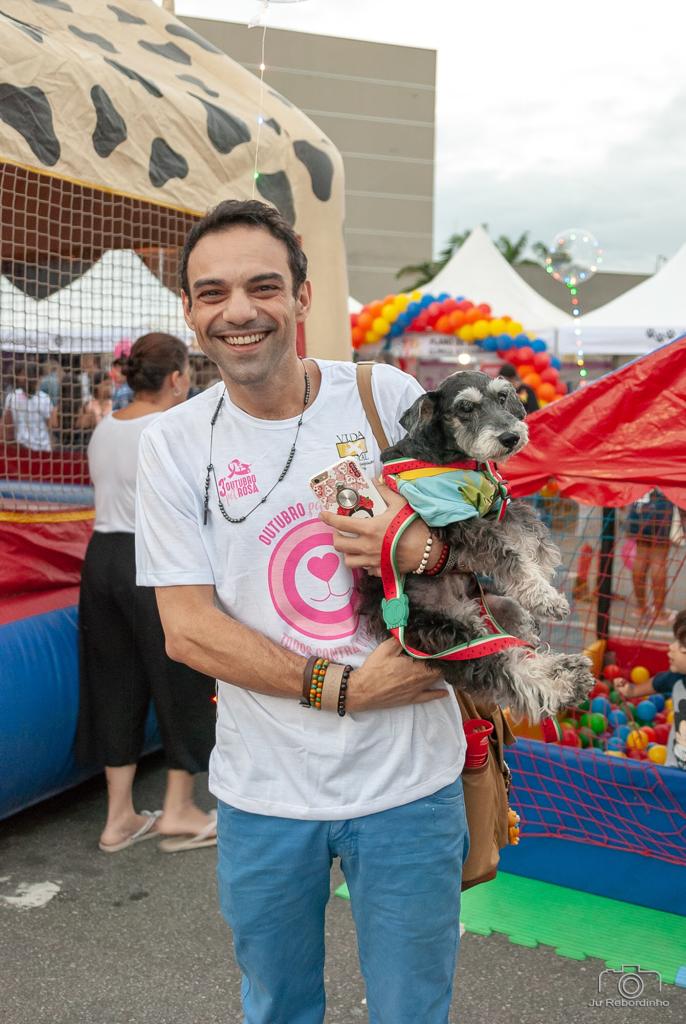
[449, 422, 528, 462]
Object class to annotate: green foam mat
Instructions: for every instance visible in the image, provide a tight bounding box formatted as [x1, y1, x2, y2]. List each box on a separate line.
[335, 874, 686, 986]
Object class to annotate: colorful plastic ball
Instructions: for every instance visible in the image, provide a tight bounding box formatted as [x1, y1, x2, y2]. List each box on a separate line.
[578, 699, 590, 712]
[609, 688, 621, 704]
[607, 736, 626, 751]
[590, 696, 612, 716]
[626, 748, 644, 760]
[577, 726, 595, 748]
[639, 726, 656, 743]
[620, 702, 636, 720]
[561, 727, 581, 747]
[626, 730, 649, 750]
[635, 700, 657, 723]
[665, 697, 673, 712]
[653, 723, 671, 744]
[667, 710, 674, 724]
[617, 724, 633, 743]
[603, 664, 622, 681]
[653, 711, 667, 725]
[607, 750, 626, 758]
[590, 681, 610, 697]
[630, 666, 650, 685]
[648, 693, 665, 712]
[647, 744, 668, 764]
[608, 709, 628, 728]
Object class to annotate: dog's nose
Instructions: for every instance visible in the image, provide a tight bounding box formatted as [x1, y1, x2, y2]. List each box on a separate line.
[498, 431, 520, 451]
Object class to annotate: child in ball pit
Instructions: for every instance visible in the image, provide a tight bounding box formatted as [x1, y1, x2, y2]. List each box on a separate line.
[616, 610, 686, 770]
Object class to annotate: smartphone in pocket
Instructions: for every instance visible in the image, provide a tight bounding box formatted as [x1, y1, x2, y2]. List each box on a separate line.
[309, 458, 387, 519]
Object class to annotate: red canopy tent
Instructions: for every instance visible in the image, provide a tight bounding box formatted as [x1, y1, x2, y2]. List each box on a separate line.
[505, 335, 686, 509]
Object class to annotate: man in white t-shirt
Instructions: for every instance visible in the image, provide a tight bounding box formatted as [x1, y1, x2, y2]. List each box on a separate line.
[135, 200, 467, 1024]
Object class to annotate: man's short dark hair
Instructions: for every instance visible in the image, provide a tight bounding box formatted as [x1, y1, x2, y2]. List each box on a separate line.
[674, 610, 686, 646]
[498, 363, 519, 380]
[180, 199, 308, 299]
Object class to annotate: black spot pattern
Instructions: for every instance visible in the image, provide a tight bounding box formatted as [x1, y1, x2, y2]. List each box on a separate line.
[189, 94, 250, 154]
[177, 74, 218, 98]
[69, 25, 118, 53]
[91, 85, 127, 158]
[104, 59, 162, 98]
[0, 9, 43, 42]
[293, 140, 334, 201]
[149, 137, 188, 187]
[166, 23, 222, 54]
[0, 83, 60, 165]
[139, 40, 191, 65]
[33, 0, 71, 9]
[256, 172, 295, 226]
[268, 89, 293, 108]
[265, 118, 281, 135]
[107, 4, 145, 23]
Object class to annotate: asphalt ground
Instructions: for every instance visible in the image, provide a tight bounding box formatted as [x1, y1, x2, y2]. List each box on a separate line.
[1, 753, 684, 1024]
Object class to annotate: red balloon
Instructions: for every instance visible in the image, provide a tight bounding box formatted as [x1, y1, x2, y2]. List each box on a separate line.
[478, 303, 492, 316]
[427, 302, 442, 318]
[517, 346, 535, 363]
[532, 353, 550, 371]
[442, 298, 459, 313]
[556, 380, 568, 396]
[457, 300, 472, 311]
[415, 313, 429, 330]
[351, 326, 365, 347]
[540, 367, 558, 384]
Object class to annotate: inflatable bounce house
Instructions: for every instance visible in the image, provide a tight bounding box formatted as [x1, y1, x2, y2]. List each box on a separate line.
[0, 0, 348, 819]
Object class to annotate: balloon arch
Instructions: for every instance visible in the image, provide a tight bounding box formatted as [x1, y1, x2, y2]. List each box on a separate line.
[351, 290, 567, 406]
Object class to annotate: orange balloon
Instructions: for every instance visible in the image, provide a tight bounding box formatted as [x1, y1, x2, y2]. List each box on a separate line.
[517, 364, 534, 378]
[522, 373, 542, 389]
[351, 326, 365, 346]
[435, 314, 452, 334]
[537, 382, 557, 402]
[465, 308, 480, 324]
[449, 310, 465, 329]
[368, 301, 383, 318]
[357, 311, 373, 331]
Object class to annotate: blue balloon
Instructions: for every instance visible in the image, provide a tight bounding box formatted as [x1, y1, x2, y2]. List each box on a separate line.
[514, 336, 529, 348]
[648, 693, 665, 711]
[551, 356, 562, 369]
[483, 337, 499, 351]
[421, 294, 434, 307]
[532, 339, 547, 352]
[406, 303, 420, 318]
[396, 313, 410, 329]
[498, 334, 513, 347]
[438, 292, 450, 301]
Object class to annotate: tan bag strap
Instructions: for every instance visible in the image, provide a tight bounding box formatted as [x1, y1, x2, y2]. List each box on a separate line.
[356, 361, 390, 451]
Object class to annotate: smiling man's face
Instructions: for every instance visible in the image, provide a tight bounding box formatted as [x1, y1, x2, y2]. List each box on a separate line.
[182, 224, 311, 389]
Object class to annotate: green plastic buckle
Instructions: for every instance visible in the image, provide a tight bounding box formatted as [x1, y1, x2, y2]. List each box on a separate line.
[381, 594, 410, 630]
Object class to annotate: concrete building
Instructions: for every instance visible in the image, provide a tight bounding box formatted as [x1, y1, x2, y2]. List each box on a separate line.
[180, 17, 436, 304]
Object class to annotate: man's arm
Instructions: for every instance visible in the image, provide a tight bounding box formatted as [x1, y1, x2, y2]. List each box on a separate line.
[156, 583, 447, 713]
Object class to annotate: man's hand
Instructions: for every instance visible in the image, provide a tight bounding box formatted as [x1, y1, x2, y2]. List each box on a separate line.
[346, 637, 446, 711]
[319, 479, 439, 574]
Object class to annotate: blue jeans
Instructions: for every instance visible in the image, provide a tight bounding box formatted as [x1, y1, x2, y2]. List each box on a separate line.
[217, 777, 469, 1024]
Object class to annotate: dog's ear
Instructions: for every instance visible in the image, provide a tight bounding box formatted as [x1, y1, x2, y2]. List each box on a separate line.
[399, 392, 436, 436]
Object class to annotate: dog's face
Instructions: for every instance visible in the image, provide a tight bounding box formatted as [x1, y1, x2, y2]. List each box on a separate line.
[400, 371, 529, 462]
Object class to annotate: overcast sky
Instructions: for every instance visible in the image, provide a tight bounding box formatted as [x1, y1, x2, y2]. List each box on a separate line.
[172, 0, 686, 272]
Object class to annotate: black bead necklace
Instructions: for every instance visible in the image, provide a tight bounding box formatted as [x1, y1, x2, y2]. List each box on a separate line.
[203, 363, 311, 526]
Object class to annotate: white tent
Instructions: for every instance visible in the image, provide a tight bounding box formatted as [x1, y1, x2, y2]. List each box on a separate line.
[348, 296, 363, 314]
[1, 251, 191, 352]
[558, 244, 686, 354]
[420, 226, 572, 337]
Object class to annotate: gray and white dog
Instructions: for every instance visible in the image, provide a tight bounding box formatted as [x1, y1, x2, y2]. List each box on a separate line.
[359, 370, 593, 720]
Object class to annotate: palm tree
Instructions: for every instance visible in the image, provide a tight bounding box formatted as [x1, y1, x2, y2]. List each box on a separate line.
[495, 231, 530, 264]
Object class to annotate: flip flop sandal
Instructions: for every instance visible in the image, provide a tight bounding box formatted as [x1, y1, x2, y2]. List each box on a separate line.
[98, 809, 162, 854]
[158, 810, 218, 854]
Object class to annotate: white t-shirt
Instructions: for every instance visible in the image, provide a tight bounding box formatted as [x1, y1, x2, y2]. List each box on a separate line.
[4, 389, 53, 451]
[89, 413, 161, 533]
[136, 360, 465, 820]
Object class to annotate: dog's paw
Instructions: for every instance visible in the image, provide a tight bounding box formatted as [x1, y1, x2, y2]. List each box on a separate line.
[553, 653, 595, 706]
[530, 591, 570, 621]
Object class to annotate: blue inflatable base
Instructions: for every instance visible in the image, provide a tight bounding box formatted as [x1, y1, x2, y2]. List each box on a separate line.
[0, 602, 159, 821]
[503, 739, 686, 915]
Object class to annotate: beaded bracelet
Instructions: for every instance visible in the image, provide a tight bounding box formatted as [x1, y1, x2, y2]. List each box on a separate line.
[412, 532, 434, 574]
[425, 541, 450, 577]
[337, 665, 352, 717]
[300, 656, 329, 708]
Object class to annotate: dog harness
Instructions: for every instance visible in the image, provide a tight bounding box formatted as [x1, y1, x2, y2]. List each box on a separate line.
[379, 458, 529, 660]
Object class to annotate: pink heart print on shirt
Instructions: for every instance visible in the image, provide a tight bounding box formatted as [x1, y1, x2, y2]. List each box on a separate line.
[307, 553, 340, 583]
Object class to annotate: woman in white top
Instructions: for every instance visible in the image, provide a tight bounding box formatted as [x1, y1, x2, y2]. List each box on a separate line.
[76, 333, 217, 854]
[2, 361, 57, 451]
